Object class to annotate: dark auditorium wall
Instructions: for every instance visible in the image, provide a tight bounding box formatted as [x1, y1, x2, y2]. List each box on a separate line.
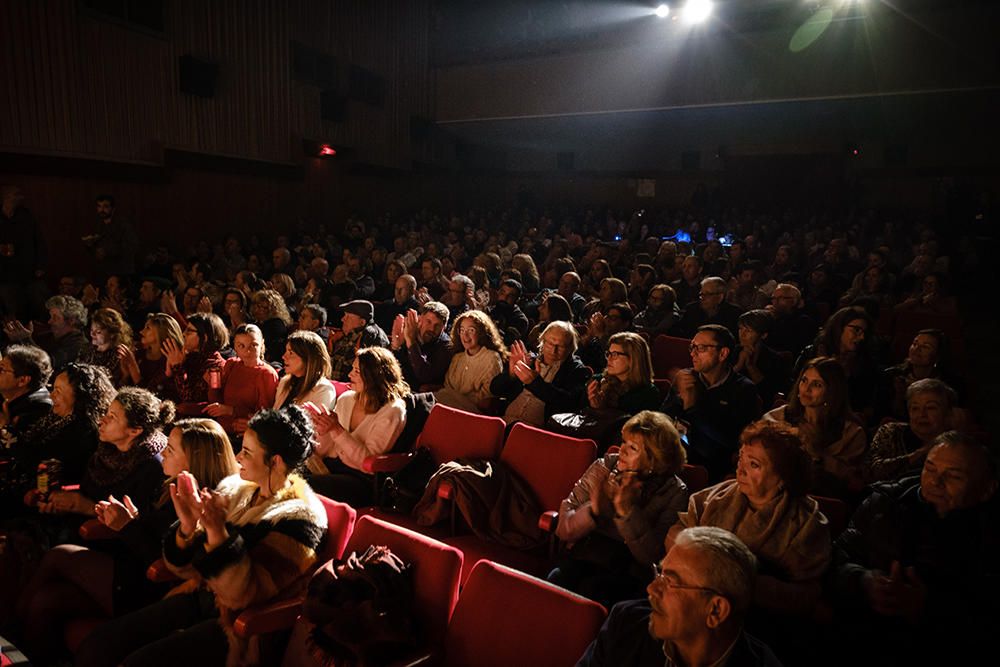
[0, 0, 442, 277]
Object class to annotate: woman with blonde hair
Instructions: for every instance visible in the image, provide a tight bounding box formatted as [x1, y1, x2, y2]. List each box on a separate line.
[274, 330, 337, 411]
[434, 310, 507, 414]
[306, 346, 411, 506]
[85, 307, 135, 385]
[205, 323, 279, 437]
[550, 410, 689, 607]
[18, 418, 239, 661]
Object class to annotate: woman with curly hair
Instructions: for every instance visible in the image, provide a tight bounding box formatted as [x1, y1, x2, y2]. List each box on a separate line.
[10, 362, 116, 493]
[434, 310, 507, 414]
[85, 307, 135, 385]
[306, 346, 411, 506]
[250, 288, 292, 363]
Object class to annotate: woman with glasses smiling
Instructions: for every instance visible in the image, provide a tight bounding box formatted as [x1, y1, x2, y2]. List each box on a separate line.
[490, 321, 590, 426]
[434, 310, 507, 414]
[549, 410, 689, 607]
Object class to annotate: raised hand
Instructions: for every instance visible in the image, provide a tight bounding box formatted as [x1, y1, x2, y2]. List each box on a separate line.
[204, 403, 234, 417]
[199, 488, 229, 548]
[162, 337, 186, 368]
[403, 309, 420, 346]
[197, 296, 213, 314]
[3, 319, 33, 342]
[117, 343, 141, 384]
[169, 471, 203, 536]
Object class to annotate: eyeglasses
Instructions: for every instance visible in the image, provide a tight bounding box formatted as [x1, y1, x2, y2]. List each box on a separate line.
[689, 343, 720, 354]
[541, 339, 566, 351]
[650, 564, 723, 597]
[699, 292, 724, 298]
[459, 327, 478, 335]
[605, 350, 629, 360]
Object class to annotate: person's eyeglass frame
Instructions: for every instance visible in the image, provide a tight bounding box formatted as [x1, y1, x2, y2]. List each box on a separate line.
[605, 350, 630, 360]
[689, 343, 720, 354]
[650, 564, 724, 597]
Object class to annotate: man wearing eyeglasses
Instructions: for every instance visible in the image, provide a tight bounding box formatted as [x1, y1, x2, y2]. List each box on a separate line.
[674, 277, 742, 339]
[0, 345, 53, 451]
[660, 325, 760, 482]
[577, 526, 782, 666]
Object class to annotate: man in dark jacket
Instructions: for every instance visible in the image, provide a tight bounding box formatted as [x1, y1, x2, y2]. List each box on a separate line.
[488, 279, 530, 345]
[578, 526, 782, 667]
[661, 325, 760, 481]
[490, 321, 590, 425]
[674, 277, 742, 338]
[831, 431, 999, 666]
[328, 300, 389, 381]
[392, 301, 451, 389]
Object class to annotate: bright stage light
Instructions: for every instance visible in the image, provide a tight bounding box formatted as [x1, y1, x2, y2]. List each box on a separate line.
[655, 4, 670, 18]
[682, 0, 713, 24]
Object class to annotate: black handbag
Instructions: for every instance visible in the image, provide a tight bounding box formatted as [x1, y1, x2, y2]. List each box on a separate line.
[379, 447, 436, 514]
[546, 409, 628, 449]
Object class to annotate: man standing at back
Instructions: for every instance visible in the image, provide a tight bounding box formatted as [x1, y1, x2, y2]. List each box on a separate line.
[85, 194, 137, 280]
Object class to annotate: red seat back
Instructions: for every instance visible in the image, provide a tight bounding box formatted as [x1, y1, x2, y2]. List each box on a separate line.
[317, 495, 357, 562]
[500, 423, 597, 512]
[443, 560, 607, 667]
[652, 335, 692, 379]
[679, 463, 710, 492]
[345, 515, 463, 647]
[415, 404, 506, 466]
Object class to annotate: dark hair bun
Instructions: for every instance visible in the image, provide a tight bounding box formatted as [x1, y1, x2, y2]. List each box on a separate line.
[158, 400, 177, 425]
[247, 405, 315, 471]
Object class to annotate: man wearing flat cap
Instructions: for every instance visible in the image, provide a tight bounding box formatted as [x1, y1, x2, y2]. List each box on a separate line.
[329, 299, 389, 381]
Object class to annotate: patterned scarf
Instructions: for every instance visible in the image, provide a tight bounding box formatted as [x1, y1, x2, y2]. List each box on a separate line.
[85, 429, 167, 488]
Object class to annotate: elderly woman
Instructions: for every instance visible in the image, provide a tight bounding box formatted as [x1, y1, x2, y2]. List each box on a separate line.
[666, 420, 831, 614]
[549, 410, 689, 607]
[305, 346, 410, 506]
[865, 378, 957, 483]
[765, 357, 867, 498]
[434, 310, 507, 414]
[73, 406, 326, 667]
[250, 288, 292, 363]
[490, 321, 591, 426]
[85, 307, 135, 386]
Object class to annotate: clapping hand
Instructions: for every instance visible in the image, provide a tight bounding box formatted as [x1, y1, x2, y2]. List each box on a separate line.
[3, 319, 33, 342]
[117, 343, 141, 384]
[391, 314, 405, 350]
[587, 379, 605, 409]
[403, 309, 420, 347]
[162, 337, 186, 368]
[674, 369, 699, 410]
[169, 471, 204, 538]
[609, 469, 642, 518]
[199, 488, 229, 548]
[197, 296, 213, 314]
[508, 340, 528, 374]
[302, 401, 344, 441]
[204, 403, 234, 417]
[96, 494, 139, 531]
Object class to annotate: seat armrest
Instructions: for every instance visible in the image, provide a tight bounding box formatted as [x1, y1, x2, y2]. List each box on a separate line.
[233, 597, 304, 637]
[79, 519, 117, 541]
[146, 558, 180, 583]
[362, 451, 415, 474]
[539, 511, 559, 533]
[394, 653, 436, 667]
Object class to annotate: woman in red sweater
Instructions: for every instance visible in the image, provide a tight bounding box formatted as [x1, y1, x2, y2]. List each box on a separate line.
[205, 323, 279, 437]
